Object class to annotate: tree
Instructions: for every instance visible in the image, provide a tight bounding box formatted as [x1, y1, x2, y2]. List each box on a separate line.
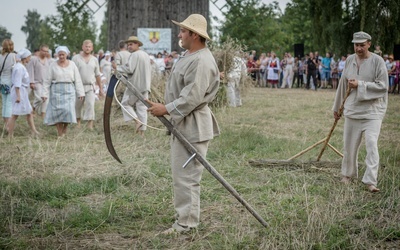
[21, 9, 42, 51]
[97, 6, 108, 52]
[281, 0, 313, 55]
[48, 0, 97, 53]
[0, 26, 12, 42]
[220, 0, 286, 54]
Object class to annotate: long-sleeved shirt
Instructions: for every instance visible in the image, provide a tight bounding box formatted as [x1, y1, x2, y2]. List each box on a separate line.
[72, 54, 100, 85]
[165, 48, 220, 143]
[26, 56, 51, 84]
[117, 49, 151, 93]
[332, 53, 388, 120]
[42, 61, 85, 98]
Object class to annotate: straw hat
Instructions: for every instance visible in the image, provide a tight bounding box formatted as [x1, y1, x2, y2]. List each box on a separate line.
[172, 14, 211, 41]
[125, 36, 143, 46]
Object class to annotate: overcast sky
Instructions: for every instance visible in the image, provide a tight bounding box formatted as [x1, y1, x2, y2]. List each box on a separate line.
[1, 0, 289, 51]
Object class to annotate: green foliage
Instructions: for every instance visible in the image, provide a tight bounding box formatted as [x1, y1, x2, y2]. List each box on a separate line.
[220, 0, 287, 54]
[20, 0, 99, 53]
[0, 25, 12, 42]
[219, 0, 400, 57]
[97, 5, 108, 52]
[49, 0, 97, 53]
[20, 10, 42, 51]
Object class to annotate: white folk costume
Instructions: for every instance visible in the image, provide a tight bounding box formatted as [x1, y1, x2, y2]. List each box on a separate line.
[100, 53, 112, 88]
[26, 55, 51, 115]
[11, 62, 32, 115]
[72, 53, 100, 121]
[165, 47, 220, 229]
[226, 56, 246, 107]
[282, 56, 294, 88]
[114, 50, 131, 66]
[333, 52, 388, 186]
[43, 61, 85, 125]
[0, 52, 16, 118]
[117, 49, 152, 131]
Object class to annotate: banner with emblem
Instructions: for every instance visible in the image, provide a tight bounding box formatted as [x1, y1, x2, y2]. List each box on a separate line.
[138, 28, 171, 55]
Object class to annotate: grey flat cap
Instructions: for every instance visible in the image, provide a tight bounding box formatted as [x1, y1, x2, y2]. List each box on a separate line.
[352, 31, 371, 43]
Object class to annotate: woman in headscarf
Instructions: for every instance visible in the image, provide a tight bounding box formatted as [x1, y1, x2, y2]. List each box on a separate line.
[7, 49, 39, 138]
[0, 39, 17, 131]
[42, 46, 85, 137]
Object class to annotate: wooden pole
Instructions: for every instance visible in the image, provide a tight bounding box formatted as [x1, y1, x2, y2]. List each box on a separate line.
[317, 86, 351, 161]
[327, 143, 343, 158]
[287, 138, 326, 161]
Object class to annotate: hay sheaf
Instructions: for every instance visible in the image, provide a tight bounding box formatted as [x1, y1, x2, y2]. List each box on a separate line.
[147, 37, 254, 109]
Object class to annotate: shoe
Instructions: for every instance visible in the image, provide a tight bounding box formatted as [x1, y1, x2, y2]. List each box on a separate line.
[161, 221, 192, 235]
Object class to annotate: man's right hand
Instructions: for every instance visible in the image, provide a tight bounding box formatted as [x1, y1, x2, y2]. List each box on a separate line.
[30, 83, 35, 90]
[333, 111, 341, 120]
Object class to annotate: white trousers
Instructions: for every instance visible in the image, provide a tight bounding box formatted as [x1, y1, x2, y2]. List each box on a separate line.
[121, 89, 148, 131]
[225, 77, 242, 107]
[75, 85, 96, 121]
[171, 137, 209, 228]
[341, 118, 382, 185]
[32, 82, 48, 115]
[281, 68, 294, 88]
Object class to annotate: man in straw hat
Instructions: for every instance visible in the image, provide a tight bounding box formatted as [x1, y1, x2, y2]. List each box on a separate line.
[333, 31, 388, 193]
[113, 35, 151, 135]
[147, 14, 220, 234]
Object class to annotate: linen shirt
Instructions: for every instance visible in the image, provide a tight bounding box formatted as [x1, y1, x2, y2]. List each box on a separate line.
[42, 61, 85, 98]
[114, 50, 131, 66]
[26, 56, 51, 84]
[72, 54, 100, 85]
[165, 48, 220, 143]
[12, 63, 30, 88]
[332, 53, 388, 120]
[0, 52, 16, 79]
[117, 49, 151, 93]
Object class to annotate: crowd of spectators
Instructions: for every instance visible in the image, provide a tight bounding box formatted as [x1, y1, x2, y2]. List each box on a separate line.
[243, 47, 400, 93]
[1, 37, 400, 138]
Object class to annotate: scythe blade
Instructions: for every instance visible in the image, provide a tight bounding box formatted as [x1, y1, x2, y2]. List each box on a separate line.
[103, 75, 122, 164]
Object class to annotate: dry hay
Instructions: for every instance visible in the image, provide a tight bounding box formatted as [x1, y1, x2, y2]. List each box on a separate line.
[143, 37, 254, 109]
[249, 159, 342, 171]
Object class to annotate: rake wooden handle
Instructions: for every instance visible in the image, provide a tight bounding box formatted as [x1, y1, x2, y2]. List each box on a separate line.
[317, 86, 351, 161]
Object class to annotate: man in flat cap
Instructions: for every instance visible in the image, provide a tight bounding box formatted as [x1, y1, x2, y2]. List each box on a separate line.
[147, 13, 220, 233]
[113, 36, 152, 135]
[333, 31, 388, 192]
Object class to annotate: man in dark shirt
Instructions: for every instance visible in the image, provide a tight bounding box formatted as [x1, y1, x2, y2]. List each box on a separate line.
[306, 52, 318, 90]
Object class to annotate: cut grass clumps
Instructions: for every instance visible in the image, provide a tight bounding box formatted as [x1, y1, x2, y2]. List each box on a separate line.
[0, 88, 399, 249]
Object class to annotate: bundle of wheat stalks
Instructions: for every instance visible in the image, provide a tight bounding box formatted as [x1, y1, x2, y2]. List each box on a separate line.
[146, 37, 254, 109]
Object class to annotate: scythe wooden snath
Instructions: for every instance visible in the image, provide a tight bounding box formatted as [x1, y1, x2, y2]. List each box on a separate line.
[103, 73, 268, 228]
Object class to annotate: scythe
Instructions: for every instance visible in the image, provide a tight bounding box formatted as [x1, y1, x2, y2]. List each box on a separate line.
[103, 73, 268, 228]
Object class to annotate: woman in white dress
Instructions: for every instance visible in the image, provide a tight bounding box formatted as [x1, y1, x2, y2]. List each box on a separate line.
[0, 39, 17, 129]
[267, 52, 281, 88]
[7, 49, 39, 138]
[42, 46, 85, 137]
[100, 51, 112, 90]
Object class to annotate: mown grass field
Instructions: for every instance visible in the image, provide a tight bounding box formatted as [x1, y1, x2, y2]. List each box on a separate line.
[1, 86, 399, 249]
